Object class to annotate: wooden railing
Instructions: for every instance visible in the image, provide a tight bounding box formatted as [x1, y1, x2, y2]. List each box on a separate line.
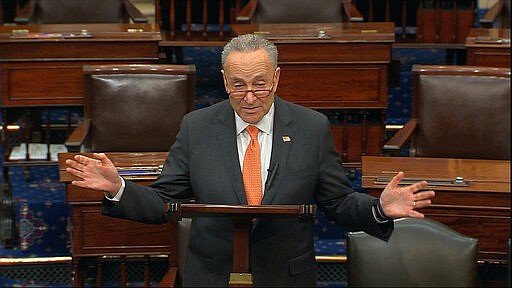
[158, 0, 241, 46]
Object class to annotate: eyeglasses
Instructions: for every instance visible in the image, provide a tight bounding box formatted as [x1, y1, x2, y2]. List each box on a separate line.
[228, 82, 275, 99]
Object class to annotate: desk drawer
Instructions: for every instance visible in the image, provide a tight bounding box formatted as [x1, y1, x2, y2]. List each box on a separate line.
[71, 205, 176, 257]
[276, 43, 391, 63]
[1, 60, 153, 106]
[278, 64, 388, 108]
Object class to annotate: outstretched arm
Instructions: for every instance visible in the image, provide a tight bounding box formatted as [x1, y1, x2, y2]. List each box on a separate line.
[379, 171, 436, 219]
[65, 152, 122, 197]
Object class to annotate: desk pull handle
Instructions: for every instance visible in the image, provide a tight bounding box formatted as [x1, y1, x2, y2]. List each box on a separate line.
[374, 176, 468, 187]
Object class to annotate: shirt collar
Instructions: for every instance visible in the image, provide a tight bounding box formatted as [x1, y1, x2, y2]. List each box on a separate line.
[235, 103, 274, 136]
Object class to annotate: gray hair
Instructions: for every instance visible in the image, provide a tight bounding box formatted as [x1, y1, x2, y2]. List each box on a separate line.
[221, 34, 278, 69]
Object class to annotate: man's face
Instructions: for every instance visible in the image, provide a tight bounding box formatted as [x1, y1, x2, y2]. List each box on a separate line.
[222, 48, 280, 124]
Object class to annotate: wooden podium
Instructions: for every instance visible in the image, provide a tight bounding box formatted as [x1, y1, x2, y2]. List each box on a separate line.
[361, 156, 511, 263]
[167, 203, 315, 287]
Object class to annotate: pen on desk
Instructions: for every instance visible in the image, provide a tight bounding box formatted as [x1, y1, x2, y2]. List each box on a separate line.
[265, 163, 280, 189]
[117, 166, 162, 176]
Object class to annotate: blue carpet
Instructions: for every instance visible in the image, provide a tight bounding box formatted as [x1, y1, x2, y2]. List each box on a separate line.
[183, 46, 227, 109]
[7, 165, 69, 257]
[393, 48, 447, 72]
[0, 277, 70, 287]
[387, 71, 412, 125]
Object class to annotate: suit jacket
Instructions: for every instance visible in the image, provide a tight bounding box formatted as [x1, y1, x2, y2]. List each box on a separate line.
[102, 96, 393, 287]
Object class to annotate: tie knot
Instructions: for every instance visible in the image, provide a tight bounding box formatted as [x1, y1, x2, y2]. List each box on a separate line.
[246, 125, 259, 140]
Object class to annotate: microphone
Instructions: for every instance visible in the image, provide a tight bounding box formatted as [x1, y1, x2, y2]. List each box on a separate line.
[265, 163, 280, 189]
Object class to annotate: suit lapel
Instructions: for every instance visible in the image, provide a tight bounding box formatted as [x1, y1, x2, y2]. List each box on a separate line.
[262, 97, 294, 205]
[214, 102, 247, 204]
[213, 98, 296, 205]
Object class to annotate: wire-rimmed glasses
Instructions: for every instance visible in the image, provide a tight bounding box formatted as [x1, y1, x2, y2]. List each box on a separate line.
[228, 82, 275, 99]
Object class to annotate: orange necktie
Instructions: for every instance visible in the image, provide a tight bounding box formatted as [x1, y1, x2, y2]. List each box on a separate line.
[243, 125, 262, 205]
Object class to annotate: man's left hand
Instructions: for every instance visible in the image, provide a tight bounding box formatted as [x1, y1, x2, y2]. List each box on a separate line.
[379, 171, 435, 219]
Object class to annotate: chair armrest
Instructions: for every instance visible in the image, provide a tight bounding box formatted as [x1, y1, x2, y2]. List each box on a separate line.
[14, 0, 36, 24]
[383, 118, 417, 155]
[123, 0, 148, 23]
[236, 0, 257, 23]
[158, 267, 178, 287]
[480, 0, 504, 28]
[343, 0, 364, 22]
[64, 118, 91, 152]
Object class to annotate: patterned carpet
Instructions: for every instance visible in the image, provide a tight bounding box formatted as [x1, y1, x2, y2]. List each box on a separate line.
[0, 46, 449, 286]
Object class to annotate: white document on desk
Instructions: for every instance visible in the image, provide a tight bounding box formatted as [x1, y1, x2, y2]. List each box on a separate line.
[8, 143, 68, 161]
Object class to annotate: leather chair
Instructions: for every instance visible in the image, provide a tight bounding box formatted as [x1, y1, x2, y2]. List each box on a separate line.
[65, 64, 196, 153]
[383, 65, 511, 160]
[235, 0, 363, 24]
[14, 0, 148, 24]
[347, 217, 479, 287]
[64, 64, 195, 287]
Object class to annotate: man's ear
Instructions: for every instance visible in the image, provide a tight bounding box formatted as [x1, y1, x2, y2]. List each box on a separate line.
[273, 67, 281, 91]
[221, 69, 229, 93]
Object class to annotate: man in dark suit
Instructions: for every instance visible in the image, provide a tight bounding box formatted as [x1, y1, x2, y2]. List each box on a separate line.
[65, 33, 435, 287]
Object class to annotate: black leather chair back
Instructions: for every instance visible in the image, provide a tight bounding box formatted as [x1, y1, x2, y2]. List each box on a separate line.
[412, 65, 511, 160]
[16, 0, 149, 24]
[37, 0, 126, 23]
[253, 0, 345, 23]
[83, 64, 196, 152]
[347, 217, 479, 287]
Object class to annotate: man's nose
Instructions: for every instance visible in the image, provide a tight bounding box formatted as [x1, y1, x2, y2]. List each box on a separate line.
[244, 90, 258, 102]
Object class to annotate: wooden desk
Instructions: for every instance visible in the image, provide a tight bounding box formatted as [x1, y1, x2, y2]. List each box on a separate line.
[231, 22, 394, 109]
[361, 156, 511, 263]
[58, 152, 176, 287]
[0, 23, 161, 164]
[231, 22, 395, 166]
[0, 23, 161, 106]
[465, 28, 511, 67]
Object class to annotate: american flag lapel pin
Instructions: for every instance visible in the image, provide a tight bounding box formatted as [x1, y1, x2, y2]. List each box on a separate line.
[282, 136, 291, 142]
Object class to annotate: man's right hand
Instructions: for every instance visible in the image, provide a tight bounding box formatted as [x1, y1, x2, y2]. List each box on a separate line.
[65, 152, 122, 197]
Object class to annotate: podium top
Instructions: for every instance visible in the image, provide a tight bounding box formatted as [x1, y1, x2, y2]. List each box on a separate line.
[167, 203, 316, 221]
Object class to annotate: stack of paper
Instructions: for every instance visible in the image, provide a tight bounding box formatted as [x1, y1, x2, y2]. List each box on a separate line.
[8, 143, 68, 161]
